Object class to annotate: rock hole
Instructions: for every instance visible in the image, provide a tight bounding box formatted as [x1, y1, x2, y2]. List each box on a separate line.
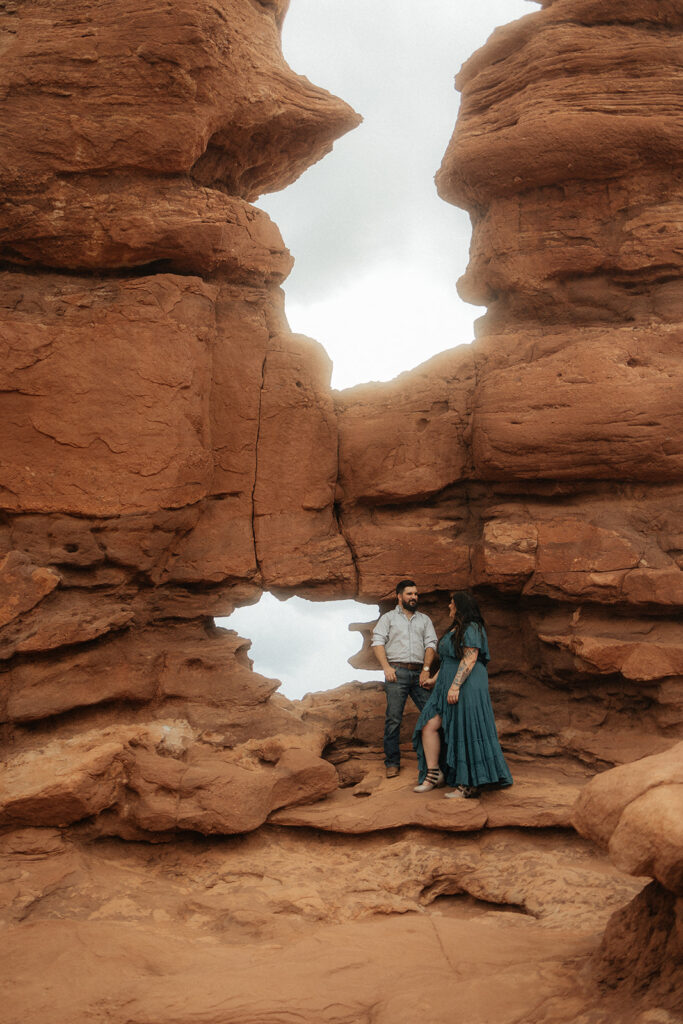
[426, 893, 530, 919]
[216, 593, 380, 700]
[322, 741, 371, 787]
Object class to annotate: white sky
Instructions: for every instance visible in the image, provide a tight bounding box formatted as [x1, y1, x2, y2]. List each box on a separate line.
[260, 0, 535, 390]
[218, 0, 536, 699]
[221, 593, 381, 700]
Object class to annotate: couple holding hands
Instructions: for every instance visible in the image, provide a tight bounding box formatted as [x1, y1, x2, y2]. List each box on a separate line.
[372, 580, 513, 798]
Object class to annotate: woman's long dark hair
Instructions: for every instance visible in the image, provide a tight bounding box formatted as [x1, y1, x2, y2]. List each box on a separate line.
[443, 591, 486, 659]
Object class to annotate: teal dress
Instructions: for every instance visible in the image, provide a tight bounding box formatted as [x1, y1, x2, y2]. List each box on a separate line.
[413, 623, 513, 789]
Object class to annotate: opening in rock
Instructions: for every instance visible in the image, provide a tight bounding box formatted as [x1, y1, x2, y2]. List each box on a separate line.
[426, 893, 530, 919]
[216, 594, 380, 700]
[258, 0, 532, 389]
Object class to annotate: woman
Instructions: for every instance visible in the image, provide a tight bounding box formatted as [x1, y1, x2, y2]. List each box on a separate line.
[412, 591, 512, 797]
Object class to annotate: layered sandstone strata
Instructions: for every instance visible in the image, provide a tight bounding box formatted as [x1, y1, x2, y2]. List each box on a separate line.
[0, 0, 360, 839]
[1, 1, 682, 1022]
[2, 0, 680, 814]
[339, 0, 683, 772]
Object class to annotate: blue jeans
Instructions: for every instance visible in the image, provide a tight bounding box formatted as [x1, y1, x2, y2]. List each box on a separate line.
[384, 666, 430, 767]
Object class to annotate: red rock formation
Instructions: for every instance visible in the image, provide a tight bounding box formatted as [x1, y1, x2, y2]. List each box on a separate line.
[0, 823, 646, 1024]
[1, 0, 682, 1021]
[338, 0, 683, 770]
[0, 0, 359, 764]
[573, 744, 683, 1014]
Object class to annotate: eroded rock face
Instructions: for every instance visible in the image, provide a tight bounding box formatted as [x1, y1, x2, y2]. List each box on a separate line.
[1, 1, 682, 1022]
[0, 0, 360, 793]
[573, 742, 683, 894]
[0, 0, 354, 261]
[572, 745, 683, 1011]
[1, 0, 679, 803]
[338, 0, 683, 771]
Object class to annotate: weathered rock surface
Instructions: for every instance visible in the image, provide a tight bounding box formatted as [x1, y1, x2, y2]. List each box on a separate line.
[573, 743, 683, 889]
[438, 2, 683, 332]
[0, 720, 337, 836]
[0, 825, 646, 1024]
[573, 744, 683, 1012]
[1, 0, 680, 779]
[0, 551, 60, 629]
[1, 0, 682, 1022]
[0, 909, 606, 1024]
[270, 754, 585, 832]
[594, 880, 683, 1011]
[0, 0, 360, 262]
[253, 332, 357, 596]
[335, 0, 683, 779]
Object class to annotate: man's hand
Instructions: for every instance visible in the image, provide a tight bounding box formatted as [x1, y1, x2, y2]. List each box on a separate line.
[419, 669, 434, 689]
[373, 645, 396, 683]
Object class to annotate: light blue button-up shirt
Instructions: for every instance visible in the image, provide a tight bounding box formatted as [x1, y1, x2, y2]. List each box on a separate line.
[371, 605, 437, 664]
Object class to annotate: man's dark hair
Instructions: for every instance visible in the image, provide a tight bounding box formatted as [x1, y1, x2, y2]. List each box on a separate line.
[396, 579, 417, 596]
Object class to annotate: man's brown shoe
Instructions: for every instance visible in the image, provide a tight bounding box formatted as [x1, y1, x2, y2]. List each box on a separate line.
[386, 765, 400, 778]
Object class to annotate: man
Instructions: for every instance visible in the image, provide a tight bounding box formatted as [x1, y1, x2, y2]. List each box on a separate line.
[371, 579, 438, 777]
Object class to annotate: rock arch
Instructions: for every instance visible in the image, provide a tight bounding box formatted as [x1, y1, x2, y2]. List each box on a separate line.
[1, 1, 681, 1020]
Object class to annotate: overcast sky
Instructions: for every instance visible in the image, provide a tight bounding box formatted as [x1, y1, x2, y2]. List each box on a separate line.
[261, 0, 535, 390]
[219, 0, 536, 699]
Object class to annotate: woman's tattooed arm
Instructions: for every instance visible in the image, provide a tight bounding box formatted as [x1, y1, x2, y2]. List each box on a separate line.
[447, 648, 478, 704]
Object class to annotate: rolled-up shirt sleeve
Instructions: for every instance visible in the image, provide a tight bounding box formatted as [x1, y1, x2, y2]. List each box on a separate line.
[371, 613, 391, 647]
[423, 617, 438, 652]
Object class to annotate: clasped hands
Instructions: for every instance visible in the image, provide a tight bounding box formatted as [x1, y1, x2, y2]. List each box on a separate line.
[420, 669, 436, 689]
[383, 668, 436, 689]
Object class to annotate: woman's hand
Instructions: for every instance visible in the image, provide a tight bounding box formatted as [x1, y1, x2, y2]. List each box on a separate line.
[446, 649, 477, 704]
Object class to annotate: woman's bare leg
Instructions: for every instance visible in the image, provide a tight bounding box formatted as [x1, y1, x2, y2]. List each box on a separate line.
[421, 715, 442, 768]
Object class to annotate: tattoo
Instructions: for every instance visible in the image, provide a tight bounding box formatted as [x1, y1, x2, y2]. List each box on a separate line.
[450, 647, 478, 689]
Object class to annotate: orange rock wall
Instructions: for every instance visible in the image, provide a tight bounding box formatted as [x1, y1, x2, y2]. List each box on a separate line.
[0, 6, 357, 674]
[1, 0, 681, 819]
[1, 2, 682, 1022]
[339, 0, 683, 769]
[2, 0, 679, 823]
[0, 0, 361, 839]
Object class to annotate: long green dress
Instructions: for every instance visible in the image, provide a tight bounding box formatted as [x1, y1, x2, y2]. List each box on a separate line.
[413, 622, 513, 789]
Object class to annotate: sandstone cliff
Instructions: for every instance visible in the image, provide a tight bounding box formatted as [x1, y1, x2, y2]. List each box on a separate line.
[0, 1, 681, 1022]
[339, 0, 683, 775]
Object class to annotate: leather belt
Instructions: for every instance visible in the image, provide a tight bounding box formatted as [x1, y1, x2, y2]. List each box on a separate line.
[390, 661, 423, 671]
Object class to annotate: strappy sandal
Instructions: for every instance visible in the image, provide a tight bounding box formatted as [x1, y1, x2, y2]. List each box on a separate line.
[444, 785, 479, 799]
[413, 768, 445, 793]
